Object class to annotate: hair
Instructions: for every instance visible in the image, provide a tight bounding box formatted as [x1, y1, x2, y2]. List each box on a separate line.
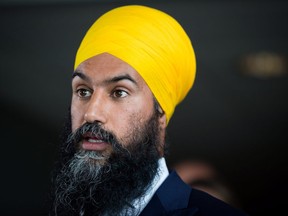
[48, 99, 169, 215]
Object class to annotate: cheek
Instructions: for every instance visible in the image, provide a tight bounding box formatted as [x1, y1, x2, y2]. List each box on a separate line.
[114, 100, 152, 126]
[115, 113, 142, 145]
[70, 99, 84, 132]
[113, 103, 154, 144]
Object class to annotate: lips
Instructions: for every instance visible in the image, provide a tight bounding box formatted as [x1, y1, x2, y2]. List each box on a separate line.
[81, 133, 109, 151]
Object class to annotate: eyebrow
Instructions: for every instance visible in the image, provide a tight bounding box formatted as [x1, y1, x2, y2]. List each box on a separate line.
[105, 74, 137, 86]
[72, 70, 138, 87]
[72, 71, 89, 81]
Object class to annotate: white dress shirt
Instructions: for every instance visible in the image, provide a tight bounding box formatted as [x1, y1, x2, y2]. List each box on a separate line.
[122, 157, 169, 216]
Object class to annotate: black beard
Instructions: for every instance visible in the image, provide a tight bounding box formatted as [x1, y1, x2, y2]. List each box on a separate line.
[49, 111, 162, 216]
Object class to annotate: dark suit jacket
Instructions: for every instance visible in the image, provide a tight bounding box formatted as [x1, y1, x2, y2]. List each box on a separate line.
[140, 171, 248, 216]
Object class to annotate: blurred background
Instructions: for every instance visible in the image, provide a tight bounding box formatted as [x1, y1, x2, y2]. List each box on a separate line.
[0, 0, 287, 215]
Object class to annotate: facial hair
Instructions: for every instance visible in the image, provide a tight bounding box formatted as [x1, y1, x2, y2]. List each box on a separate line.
[49, 111, 163, 216]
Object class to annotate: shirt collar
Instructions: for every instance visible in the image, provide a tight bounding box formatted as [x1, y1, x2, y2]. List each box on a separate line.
[122, 157, 169, 216]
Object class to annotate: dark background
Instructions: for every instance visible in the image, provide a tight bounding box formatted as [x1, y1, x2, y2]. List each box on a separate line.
[0, 0, 287, 215]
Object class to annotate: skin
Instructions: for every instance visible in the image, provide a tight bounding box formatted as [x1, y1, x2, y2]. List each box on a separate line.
[71, 52, 167, 157]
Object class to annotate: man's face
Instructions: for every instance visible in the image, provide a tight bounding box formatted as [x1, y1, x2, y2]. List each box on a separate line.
[50, 53, 167, 215]
[71, 52, 165, 159]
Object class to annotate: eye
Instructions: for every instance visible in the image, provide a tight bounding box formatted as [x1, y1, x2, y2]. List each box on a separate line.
[76, 88, 92, 98]
[112, 89, 128, 98]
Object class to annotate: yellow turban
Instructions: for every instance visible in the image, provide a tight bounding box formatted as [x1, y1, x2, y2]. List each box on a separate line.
[74, 5, 196, 124]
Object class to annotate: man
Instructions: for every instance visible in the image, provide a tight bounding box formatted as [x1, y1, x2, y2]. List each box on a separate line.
[50, 5, 247, 216]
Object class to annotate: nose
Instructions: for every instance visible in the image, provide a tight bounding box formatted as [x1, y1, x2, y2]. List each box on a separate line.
[84, 91, 107, 125]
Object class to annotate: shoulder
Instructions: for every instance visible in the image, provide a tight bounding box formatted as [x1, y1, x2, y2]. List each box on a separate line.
[188, 187, 248, 216]
[156, 171, 248, 216]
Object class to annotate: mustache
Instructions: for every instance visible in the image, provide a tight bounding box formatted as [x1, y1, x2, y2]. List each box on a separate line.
[65, 122, 118, 153]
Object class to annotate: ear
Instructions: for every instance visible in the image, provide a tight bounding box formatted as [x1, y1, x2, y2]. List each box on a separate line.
[158, 112, 167, 131]
[157, 113, 167, 156]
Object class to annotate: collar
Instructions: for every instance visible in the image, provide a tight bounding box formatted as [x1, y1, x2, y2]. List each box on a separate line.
[156, 171, 192, 211]
[140, 171, 197, 216]
[122, 157, 169, 215]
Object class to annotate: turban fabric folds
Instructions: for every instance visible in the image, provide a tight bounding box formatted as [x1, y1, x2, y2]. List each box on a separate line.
[74, 5, 196, 123]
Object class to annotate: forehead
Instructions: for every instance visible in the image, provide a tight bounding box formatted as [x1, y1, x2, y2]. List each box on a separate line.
[74, 53, 146, 86]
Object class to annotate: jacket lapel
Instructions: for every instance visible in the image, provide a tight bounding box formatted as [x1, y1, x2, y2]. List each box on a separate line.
[139, 195, 167, 216]
[166, 208, 199, 216]
[140, 171, 199, 216]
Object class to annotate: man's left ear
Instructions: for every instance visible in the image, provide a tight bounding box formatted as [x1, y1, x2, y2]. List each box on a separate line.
[158, 112, 167, 131]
